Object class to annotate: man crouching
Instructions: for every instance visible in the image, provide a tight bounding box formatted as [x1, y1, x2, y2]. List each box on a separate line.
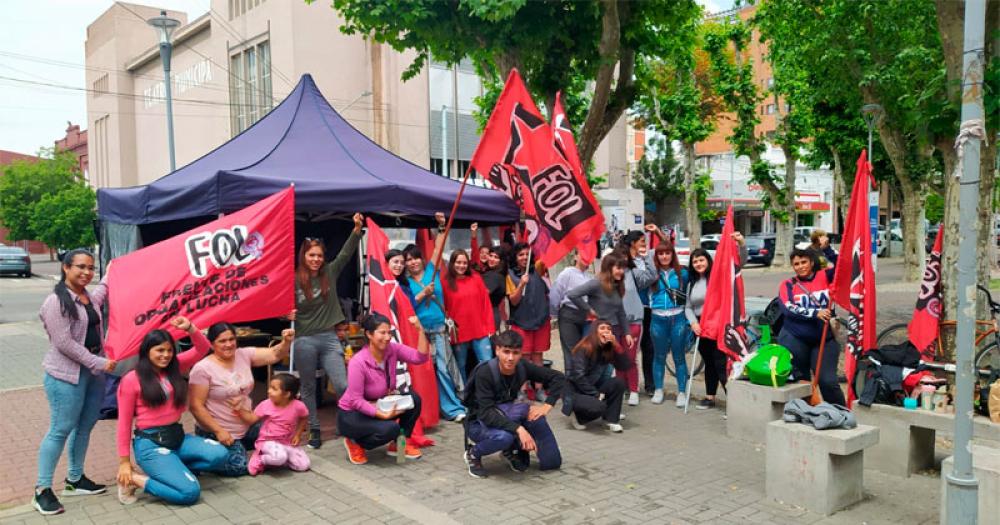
[463, 330, 565, 478]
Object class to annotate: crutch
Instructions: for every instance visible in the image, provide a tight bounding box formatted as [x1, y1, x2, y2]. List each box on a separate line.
[683, 336, 700, 414]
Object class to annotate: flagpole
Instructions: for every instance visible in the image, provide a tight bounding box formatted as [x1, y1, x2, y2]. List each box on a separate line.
[684, 337, 700, 414]
[289, 182, 295, 375]
[430, 163, 477, 280]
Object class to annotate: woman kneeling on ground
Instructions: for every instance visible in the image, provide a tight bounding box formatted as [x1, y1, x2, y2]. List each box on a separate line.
[188, 321, 295, 476]
[338, 313, 429, 465]
[562, 319, 630, 433]
[116, 317, 225, 506]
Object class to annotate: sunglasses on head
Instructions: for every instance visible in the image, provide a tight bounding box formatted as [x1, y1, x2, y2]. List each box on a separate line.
[303, 237, 324, 244]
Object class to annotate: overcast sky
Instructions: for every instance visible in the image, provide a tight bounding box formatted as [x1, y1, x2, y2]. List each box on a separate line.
[0, 0, 732, 157]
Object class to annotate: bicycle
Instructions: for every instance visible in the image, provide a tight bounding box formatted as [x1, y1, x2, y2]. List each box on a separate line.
[874, 284, 1000, 376]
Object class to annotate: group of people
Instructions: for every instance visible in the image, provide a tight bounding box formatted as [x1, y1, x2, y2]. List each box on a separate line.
[32, 214, 843, 514]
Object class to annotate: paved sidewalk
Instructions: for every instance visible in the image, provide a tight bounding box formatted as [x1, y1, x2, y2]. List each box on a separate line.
[1, 381, 942, 524]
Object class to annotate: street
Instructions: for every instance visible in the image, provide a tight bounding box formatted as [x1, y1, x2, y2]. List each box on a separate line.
[0, 256, 947, 524]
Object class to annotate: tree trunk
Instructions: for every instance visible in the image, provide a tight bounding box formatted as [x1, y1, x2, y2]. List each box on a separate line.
[771, 144, 798, 269]
[897, 175, 926, 282]
[682, 141, 701, 247]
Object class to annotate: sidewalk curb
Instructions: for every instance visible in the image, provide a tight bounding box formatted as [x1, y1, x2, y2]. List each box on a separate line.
[0, 502, 32, 519]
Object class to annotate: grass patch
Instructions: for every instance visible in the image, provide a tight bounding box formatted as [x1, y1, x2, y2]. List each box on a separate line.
[991, 278, 1000, 290]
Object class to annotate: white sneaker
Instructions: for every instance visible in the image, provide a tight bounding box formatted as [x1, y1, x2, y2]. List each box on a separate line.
[619, 411, 627, 420]
[570, 413, 586, 430]
[651, 389, 664, 404]
[627, 392, 639, 406]
[675, 392, 687, 408]
[606, 422, 624, 433]
[453, 413, 466, 423]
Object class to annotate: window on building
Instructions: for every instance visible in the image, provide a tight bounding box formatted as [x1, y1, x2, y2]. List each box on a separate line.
[230, 0, 265, 19]
[429, 158, 444, 176]
[93, 74, 108, 96]
[767, 77, 775, 89]
[229, 40, 272, 135]
[766, 104, 776, 115]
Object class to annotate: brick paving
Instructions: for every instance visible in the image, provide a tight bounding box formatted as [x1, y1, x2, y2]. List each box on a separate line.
[0, 259, 950, 523]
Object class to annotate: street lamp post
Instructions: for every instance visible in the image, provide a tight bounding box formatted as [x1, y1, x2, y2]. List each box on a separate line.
[148, 11, 181, 173]
[862, 104, 883, 263]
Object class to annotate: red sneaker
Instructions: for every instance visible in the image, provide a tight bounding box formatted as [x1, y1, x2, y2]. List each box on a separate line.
[387, 441, 423, 460]
[344, 438, 368, 465]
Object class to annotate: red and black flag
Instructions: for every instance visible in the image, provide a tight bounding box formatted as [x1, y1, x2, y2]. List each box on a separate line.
[365, 218, 440, 433]
[830, 150, 878, 406]
[908, 226, 943, 361]
[701, 205, 750, 365]
[470, 69, 604, 267]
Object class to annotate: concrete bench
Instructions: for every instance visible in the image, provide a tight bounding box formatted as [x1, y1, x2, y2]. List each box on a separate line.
[726, 379, 812, 443]
[939, 443, 1000, 525]
[766, 421, 879, 515]
[852, 402, 1000, 477]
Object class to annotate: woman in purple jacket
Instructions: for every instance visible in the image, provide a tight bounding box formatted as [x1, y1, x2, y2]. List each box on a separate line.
[33, 249, 117, 516]
[337, 312, 430, 465]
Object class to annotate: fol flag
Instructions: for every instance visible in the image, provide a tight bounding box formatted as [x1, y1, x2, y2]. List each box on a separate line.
[105, 188, 295, 360]
[831, 150, 878, 405]
[909, 226, 943, 360]
[366, 219, 440, 430]
[470, 69, 604, 267]
[700, 205, 750, 363]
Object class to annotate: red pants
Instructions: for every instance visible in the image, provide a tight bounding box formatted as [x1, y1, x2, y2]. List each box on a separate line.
[511, 318, 551, 354]
[616, 323, 642, 392]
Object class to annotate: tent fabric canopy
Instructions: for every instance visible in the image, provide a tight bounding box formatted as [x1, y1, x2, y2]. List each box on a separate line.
[97, 74, 519, 226]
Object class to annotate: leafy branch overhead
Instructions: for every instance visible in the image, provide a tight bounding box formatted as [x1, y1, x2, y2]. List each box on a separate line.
[325, 0, 702, 169]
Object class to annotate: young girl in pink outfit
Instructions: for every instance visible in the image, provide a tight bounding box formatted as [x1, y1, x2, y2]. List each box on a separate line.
[231, 373, 310, 475]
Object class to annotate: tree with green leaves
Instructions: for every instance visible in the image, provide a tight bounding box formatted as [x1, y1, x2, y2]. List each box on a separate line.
[635, 23, 722, 246]
[30, 183, 97, 252]
[632, 136, 714, 226]
[755, 0, 952, 282]
[0, 148, 81, 244]
[703, 19, 798, 267]
[324, 0, 701, 170]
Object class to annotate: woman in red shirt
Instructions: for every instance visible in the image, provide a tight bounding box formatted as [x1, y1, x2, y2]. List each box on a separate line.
[442, 249, 496, 383]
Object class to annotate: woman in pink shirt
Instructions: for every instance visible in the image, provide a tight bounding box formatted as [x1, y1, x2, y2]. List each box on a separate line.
[338, 313, 430, 465]
[115, 316, 226, 506]
[188, 321, 294, 476]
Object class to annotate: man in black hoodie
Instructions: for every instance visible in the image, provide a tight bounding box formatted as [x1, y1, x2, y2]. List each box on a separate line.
[463, 330, 565, 478]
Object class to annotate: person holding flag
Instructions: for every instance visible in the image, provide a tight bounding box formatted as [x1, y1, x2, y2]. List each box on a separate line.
[505, 242, 552, 400]
[291, 212, 364, 449]
[403, 213, 467, 422]
[685, 233, 747, 411]
[776, 248, 844, 406]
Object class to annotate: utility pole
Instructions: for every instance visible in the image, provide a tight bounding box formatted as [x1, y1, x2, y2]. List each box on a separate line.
[946, 0, 986, 522]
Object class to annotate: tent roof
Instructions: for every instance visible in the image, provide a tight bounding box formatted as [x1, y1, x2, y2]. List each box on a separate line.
[97, 74, 518, 226]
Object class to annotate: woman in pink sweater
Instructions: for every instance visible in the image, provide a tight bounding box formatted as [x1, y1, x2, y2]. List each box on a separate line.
[115, 316, 228, 506]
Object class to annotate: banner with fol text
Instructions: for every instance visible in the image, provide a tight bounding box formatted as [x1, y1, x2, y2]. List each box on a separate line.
[104, 188, 295, 360]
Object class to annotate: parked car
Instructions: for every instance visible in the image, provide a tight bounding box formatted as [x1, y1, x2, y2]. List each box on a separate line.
[0, 247, 31, 277]
[877, 227, 903, 257]
[675, 238, 692, 266]
[745, 235, 775, 266]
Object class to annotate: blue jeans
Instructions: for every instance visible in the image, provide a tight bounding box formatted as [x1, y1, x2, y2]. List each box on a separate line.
[454, 337, 493, 383]
[428, 329, 466, 419]
[134, 434, 229, 505]
[650, 313, 691, 392]
[468, 402, 561, 471]
[37, 371, 105, 488]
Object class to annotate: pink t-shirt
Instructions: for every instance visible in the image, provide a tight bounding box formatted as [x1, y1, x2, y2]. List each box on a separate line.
[189, 347, 255, 439]
[254, 398, 308, 445]
[116, 330, 212, 456]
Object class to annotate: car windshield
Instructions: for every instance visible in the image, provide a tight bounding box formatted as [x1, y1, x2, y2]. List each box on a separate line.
[745, 238, 765, 248]
[0, 247, 27, 255]
[675, 239, 690, 248]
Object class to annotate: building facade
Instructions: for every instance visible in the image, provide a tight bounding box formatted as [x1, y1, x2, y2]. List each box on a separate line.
[691, 4, 836, 236]
[85, 1, 631, 199]
[54, 122, 89, 180]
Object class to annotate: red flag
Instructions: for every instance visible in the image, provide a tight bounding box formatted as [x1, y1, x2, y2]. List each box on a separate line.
[365, 219, 440, 431]
[908, 226, 943, 360]
[551, 93, 604, 265]
[700, 206, 750, 362]
[471, 69, 604, 268]
[105, 188, 295, 360]
[830, 150, 878, 405]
